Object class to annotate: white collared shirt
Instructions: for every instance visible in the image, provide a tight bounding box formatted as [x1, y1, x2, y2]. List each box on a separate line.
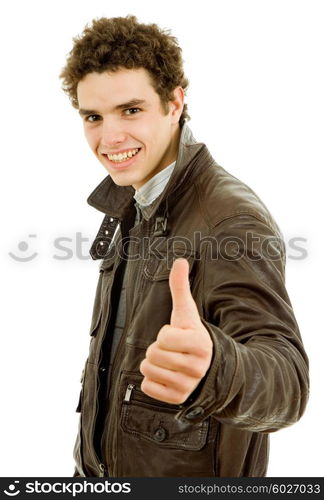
[133, 161, 176, 207]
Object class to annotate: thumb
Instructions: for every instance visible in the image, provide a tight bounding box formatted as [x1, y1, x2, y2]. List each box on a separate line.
[169, 258, 200, 328]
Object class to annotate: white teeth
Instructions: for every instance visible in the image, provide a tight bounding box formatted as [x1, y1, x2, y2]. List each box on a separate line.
[107, 148, 139, 162]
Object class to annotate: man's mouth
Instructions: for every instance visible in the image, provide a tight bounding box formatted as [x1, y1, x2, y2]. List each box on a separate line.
[106, 148, 141, 163]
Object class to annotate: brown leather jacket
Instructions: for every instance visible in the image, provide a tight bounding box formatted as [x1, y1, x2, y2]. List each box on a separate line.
[73, 124, 309, 477]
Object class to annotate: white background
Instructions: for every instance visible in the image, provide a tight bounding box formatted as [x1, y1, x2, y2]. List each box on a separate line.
[0, 0, 323, 477]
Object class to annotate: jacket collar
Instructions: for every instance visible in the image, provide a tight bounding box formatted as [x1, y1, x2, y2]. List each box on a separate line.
[87, 123, 208, 220]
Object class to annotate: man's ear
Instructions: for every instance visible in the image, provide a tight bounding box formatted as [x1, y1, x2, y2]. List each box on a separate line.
[170, 86, 185, 124]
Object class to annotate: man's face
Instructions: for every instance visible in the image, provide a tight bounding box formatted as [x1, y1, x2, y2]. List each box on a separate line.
[77, 68, 183, 190]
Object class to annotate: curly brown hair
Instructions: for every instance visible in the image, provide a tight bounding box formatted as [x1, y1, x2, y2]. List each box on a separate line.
[60, 15, 190, 125]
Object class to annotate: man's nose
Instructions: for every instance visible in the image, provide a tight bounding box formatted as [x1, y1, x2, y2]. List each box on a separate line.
[101, 118, 127, 147]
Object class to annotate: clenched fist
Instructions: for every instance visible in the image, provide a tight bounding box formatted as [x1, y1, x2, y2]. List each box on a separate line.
[140, 258, 213, 404]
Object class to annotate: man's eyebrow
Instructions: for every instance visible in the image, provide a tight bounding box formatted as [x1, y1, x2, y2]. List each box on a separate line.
[78, 99, 147, 116]
[114, 98, 146, 110]
[78, 108, 98, 116]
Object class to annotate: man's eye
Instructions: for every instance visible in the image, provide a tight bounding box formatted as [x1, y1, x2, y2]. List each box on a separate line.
[124, 108, 141, 116]
[85, 114, 101, 122]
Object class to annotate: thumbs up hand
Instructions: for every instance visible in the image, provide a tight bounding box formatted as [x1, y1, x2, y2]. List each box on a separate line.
[140, 258, 213, 404]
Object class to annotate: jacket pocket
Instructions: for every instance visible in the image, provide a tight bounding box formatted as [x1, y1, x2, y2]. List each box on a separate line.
[87, 278, 103, 365]
[121, 384, 208, 450]
[143, 245, 196, 281]
[75, 361, 87, 412]
[116, 372, 216, 477]
[88, 254, 118, 364]
[89, 254, 116, 336]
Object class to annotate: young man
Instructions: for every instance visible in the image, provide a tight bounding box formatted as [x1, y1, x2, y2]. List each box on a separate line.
[60, 16, 309, 477]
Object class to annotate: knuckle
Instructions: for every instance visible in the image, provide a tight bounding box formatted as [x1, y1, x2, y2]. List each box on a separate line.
[141, 378, 151, 396]
[182, 381, 194, 397]
[182, 359, 205, 378]
[139, 358, 148, 376]
[167, 393, 184, 405]
[157, 325, 172, 343]
[196, 341, 212, 359]
[191, 362, 206, 378]
[158, 324, 169, 336]
[176, 391, 189, 404]
[145, 342, 157, 359]
[171, 378, 193, 402]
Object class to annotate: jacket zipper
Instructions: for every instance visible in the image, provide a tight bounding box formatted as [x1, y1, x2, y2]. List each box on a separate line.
[92, 351, 110, 477]
[124, 384, 136, 402]
[123, 383, 184, 410]
[88, 259, 117, 477]
[104, 218, 148, 475]
[104, 272, 134, 474]
[90, 340, 110, 477]
[83, 355, 110, 477]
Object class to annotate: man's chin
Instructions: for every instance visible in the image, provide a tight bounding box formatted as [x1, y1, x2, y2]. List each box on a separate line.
[108, 173, 136, 189]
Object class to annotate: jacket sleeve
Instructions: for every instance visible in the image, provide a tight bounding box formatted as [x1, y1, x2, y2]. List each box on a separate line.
[176, 215, 309, 433]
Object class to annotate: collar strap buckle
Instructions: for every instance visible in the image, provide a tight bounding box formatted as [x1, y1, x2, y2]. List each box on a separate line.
[154, 216, 168, 236]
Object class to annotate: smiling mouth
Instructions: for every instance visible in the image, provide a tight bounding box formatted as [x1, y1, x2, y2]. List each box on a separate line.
[106, 148, 141, 163]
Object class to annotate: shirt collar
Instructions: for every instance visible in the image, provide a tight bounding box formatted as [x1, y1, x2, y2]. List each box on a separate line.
[133, 161, 176, 208]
